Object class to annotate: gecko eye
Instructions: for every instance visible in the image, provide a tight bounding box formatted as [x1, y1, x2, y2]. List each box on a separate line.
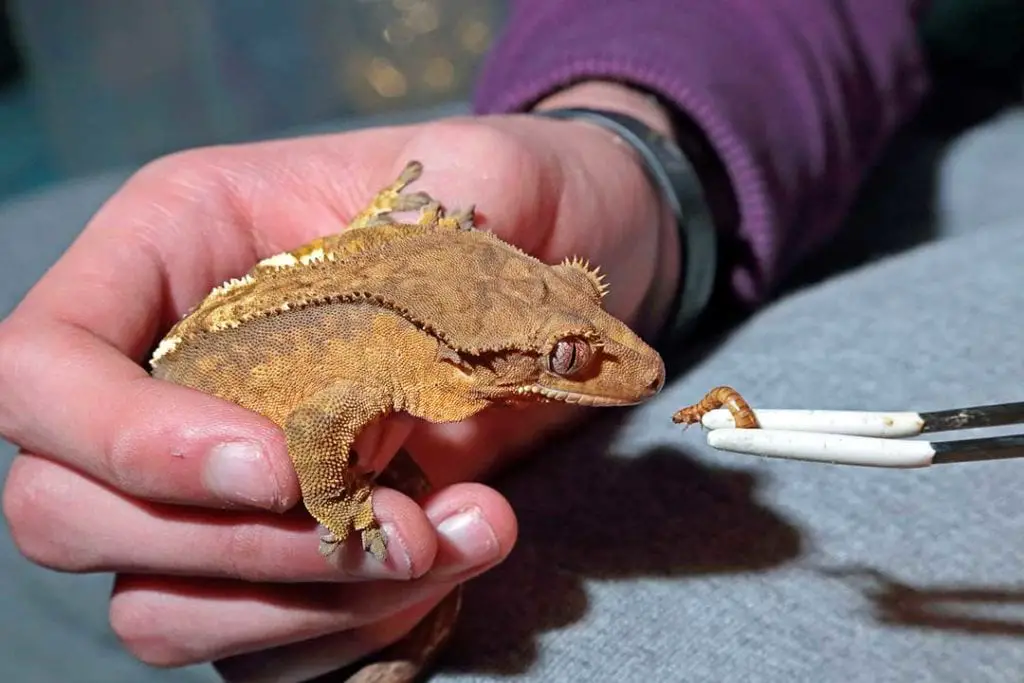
[547, 337, 594, 376]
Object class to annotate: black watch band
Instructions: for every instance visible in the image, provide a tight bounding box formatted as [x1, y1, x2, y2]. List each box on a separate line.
[534, 107, 718, 348]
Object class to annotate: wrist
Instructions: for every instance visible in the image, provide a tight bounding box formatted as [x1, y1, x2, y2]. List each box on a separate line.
[533, 80, 676, 139]
[532, 81, 682, 341]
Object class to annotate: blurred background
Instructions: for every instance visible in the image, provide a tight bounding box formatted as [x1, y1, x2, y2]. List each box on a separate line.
[0, 0, 1020, 205]
[0, 0, 507, 201]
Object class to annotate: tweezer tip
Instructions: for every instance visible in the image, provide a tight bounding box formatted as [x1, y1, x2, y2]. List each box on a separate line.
[705, 428, 935, 468]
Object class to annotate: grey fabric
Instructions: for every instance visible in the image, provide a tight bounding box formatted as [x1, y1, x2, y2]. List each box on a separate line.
[1, 107, 1023, 682]
[444, 217, 1024, 683]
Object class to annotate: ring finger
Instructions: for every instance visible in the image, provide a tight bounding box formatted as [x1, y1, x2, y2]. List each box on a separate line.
[214, 590, 454, 683]
[109, 562, 491, 666]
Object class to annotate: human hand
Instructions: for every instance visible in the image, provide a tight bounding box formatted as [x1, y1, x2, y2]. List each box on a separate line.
[0, 81, 680, 681]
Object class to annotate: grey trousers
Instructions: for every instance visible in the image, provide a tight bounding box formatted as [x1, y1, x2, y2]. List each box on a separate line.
[2, 107, 1023, 682]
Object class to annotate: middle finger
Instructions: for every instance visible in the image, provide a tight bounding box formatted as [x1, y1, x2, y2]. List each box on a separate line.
[5, 453, 514, 582]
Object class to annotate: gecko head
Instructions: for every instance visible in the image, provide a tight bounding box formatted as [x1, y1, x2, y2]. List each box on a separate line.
[437, 248, 666, 408]
[526, 315, 665, 407]
[499, 256, 666, 407]
[465, 309, 666, 409]
[529, 256, 666, 406]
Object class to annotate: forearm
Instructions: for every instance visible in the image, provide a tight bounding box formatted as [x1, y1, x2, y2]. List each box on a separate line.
[473, 0, 933, 302]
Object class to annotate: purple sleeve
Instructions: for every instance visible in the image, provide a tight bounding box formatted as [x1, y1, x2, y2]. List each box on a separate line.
[472, 0, 932, 302]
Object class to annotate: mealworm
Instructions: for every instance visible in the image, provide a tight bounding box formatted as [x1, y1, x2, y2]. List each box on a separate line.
[672, 385, 760, 429]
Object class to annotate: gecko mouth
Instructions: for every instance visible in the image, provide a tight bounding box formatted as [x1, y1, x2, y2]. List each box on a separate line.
[514, 384, 640, 407]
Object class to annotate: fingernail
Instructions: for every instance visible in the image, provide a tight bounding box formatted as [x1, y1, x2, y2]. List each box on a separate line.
[203, 441, 280, 509]
[434, 507, 499, 577]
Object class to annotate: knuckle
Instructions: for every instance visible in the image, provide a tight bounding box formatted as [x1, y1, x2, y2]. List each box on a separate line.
[0, 320, 35, 438]
[101, 379, 165, 494]
[1, 460, 36, 555]
[134, 145, 220, 184]
[1, 457, 78, 570]
[130, 146, 239, 206]
[109, 592, 194, 667]
[220, 522, 271, 580]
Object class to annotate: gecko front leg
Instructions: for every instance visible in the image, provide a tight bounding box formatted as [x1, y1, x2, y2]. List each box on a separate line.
[288, 395, 464, 682]
[284, 381, 394, 559]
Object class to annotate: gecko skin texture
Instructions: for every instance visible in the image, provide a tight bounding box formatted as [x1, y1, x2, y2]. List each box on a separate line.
[150, 160, 666, 681]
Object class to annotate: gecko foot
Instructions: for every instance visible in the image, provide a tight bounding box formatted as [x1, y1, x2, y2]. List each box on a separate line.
[446, 204, 476, 231]
[313, 477, 388, 560]
[350, 160, 436, 229]
[317, 524, 388, 561]
[390, 191, 434, 214]
[417, 201, 476, 231]
[361, 525, 388, 562]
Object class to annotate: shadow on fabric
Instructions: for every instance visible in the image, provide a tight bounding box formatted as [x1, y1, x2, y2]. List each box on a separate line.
[436, 414, 804, 676]
[815, 565, 1024, 638]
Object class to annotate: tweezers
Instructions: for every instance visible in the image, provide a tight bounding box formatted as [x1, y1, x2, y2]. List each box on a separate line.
[701, 400, 1024, 468]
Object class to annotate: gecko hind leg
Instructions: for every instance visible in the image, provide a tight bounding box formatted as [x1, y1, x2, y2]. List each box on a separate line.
[356, 160, 477, 233]
[350, 160, 435, 230]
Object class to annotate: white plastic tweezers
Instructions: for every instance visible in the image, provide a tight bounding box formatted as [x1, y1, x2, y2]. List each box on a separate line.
[701, 400, 1024, 468]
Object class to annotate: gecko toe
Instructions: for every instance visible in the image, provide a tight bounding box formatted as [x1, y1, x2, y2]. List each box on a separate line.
[318, 533, 342, 557]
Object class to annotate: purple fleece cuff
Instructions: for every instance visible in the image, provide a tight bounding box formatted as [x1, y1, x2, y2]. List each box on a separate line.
[472, 0, 931, 302]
